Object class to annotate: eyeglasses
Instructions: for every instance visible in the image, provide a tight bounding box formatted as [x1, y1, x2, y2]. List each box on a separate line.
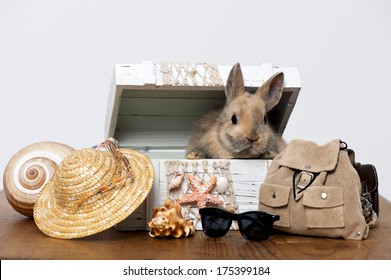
[199, 207, 280, 241]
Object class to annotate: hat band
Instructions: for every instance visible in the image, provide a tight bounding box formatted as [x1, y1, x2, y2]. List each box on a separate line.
[71, 139, 134, 213]
[73, 170, 132, 212]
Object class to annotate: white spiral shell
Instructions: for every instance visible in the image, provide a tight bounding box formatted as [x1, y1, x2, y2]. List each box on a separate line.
[3, 141, 75, 217]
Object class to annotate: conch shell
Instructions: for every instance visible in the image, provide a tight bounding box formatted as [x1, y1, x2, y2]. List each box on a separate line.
[168, 173, 184, 190]
[3, 141, 74, 217]
[148, 199, 195, 238]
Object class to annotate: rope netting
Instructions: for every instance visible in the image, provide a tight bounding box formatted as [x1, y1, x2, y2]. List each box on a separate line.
[160, 62, 224, 86]
[165, 160, 238, 229]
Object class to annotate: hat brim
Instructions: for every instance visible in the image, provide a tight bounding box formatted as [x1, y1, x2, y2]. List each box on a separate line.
[33, 149, 154, 239]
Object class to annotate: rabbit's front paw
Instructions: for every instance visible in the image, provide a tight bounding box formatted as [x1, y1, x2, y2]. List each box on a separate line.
[186, 151, 205, 160]
[262, 150, 279, 159]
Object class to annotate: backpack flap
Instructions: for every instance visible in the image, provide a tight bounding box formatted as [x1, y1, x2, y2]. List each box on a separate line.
[279, 139, 341, 173]
[278, 139, 341, 201]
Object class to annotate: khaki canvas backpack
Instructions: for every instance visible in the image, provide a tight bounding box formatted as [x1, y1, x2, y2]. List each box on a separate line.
[258, 139, 369, 240]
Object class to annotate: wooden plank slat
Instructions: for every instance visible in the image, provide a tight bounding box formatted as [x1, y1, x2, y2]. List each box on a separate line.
[118, 97, 224, 116]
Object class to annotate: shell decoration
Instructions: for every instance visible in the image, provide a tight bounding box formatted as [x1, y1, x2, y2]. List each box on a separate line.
[148, 199, 195, 238]
[168, 173, 185, 190]
[3, 141, 75, 217]
[215, 176, 229, 194]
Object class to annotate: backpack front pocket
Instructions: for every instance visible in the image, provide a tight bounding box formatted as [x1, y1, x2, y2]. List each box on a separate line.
[303, 186, 344, 228]
[259, 183, 291, 228]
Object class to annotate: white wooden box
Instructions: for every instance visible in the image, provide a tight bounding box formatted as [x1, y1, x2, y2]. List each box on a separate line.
[104, 61, 301, 230]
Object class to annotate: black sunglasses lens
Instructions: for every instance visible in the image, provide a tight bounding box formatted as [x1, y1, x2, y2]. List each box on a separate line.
[238, 212, 277, 241]
[200, 208, 232, 238]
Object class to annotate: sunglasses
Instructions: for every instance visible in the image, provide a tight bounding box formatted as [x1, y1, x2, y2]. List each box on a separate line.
[199, 207, 280, 241]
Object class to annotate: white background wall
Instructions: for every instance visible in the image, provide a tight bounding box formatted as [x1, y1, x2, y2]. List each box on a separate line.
[1, 0, 390, 201]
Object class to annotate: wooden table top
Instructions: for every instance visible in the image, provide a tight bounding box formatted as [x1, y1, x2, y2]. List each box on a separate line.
[0, 191, 390, 260]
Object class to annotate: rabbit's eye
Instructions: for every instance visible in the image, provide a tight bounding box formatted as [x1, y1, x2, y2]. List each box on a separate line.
[231, 114, 238, 125]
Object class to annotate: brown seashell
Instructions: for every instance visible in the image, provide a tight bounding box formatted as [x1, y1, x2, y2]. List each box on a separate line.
[148, 199, 195, 238]
[3, 141, 75, 217]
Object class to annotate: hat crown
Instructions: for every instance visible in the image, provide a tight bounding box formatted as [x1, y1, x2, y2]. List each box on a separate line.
[52, 149, 120, 213]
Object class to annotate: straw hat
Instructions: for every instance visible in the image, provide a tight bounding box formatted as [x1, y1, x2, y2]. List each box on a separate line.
[33, 141, 154, 239]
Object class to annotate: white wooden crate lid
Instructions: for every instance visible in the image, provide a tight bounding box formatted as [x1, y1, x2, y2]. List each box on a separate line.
[105, 61, 301, 156]
[113, 61, 300, 89]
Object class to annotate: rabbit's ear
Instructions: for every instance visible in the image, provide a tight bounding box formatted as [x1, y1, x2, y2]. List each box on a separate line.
[255, 72, 284, 112]
[225, 63, 246, 102]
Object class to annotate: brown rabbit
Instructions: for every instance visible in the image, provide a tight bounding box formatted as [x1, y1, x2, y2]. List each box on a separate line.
[186, 63, 286, 159]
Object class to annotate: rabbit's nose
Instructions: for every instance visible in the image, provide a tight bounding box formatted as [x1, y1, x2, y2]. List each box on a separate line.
[247, 136, 259, 143]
